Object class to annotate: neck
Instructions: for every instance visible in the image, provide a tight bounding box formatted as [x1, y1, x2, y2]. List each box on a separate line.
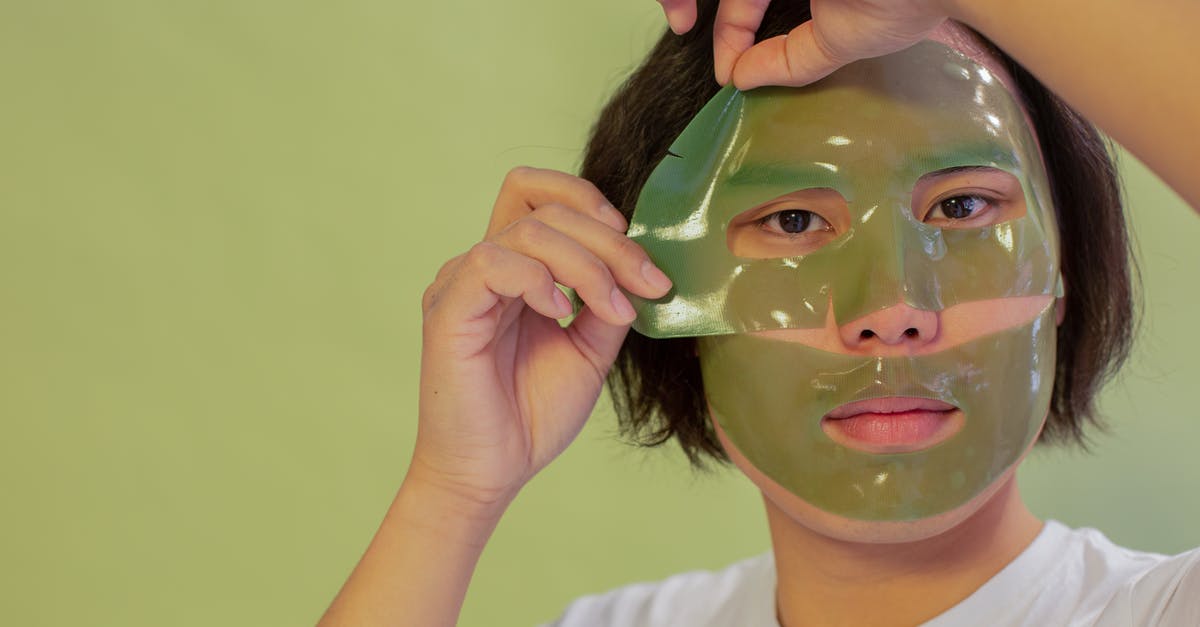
[770, 476, 1042, 627]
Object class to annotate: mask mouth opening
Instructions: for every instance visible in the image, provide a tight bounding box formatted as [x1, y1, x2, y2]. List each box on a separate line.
[825, 396, 956, 419]
[821, 397, 964, 455]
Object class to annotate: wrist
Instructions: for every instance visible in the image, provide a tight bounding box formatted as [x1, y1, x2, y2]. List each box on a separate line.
[400, 458, 520, 527]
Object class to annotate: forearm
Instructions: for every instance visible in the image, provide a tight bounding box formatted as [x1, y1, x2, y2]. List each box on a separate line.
[317, 471, 511, 627]
[947, 0, 1200, 210]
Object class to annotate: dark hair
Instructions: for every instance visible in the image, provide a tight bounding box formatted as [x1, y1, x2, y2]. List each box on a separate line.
[580, 1, 1138, 466]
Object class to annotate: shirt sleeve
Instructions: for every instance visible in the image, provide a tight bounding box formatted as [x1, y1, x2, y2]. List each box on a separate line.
[1097, 546, 1200, 626]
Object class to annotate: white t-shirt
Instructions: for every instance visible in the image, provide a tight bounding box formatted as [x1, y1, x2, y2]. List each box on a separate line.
[543, 520, 1200, 626]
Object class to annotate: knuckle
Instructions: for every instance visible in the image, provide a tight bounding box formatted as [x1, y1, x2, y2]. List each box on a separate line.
[465, 241, 502, 268]
[502, 165, 538, 189]
[580, 256, 614, 289]
[811, 29, 845, 65]
[509, 218, 550, 248]
[424, 254, 469, 314]
[613, 235, 647, 262]
[433, 254, 463, 282]
[421, 283, 438, 313]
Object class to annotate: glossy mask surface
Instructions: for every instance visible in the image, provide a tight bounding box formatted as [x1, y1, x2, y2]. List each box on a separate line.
[626, 42, 1061, 521]
[626, 41, 1060, 338]
[699, 305, 1055, 520]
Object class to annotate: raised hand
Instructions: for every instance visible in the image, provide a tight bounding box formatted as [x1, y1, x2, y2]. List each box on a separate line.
[410, 166, 672, 507]
[658, 0, 949, 88]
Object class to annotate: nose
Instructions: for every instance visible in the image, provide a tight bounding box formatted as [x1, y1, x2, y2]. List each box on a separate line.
[839, 302, 939, 349]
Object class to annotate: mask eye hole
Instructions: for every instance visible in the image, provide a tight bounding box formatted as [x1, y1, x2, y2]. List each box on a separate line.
[761, 209, 831, 236]
[910, 166, 1026, 228]
[727, 187, 850, 259]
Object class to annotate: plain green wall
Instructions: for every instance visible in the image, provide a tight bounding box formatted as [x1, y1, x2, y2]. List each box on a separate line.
[1, 2, 1196, 626]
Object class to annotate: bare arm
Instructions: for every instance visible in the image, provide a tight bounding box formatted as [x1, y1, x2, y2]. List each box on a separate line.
[317, 167, 671, 626]
[947, 0, 1200, 211]
[317, 475, 508, 626]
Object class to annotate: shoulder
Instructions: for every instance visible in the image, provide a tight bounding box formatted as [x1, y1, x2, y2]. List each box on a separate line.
[1078, 526, 1200, 626]
[1005, 521, 1200, 625]
[925, 520, 1200, 626]
[540, 553, 778, 627]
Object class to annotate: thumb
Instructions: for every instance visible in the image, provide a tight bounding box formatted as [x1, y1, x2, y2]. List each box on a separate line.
[730, 21, 849, 89]
[564, 305, 631, 377]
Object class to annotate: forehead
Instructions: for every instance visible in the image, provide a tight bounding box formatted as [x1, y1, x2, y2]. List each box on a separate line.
[733, 42, 1031, 184]
[925, 22, 1017, 90]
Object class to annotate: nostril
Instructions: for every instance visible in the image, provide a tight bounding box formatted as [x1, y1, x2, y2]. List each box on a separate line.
[904, 328, 919, 338]
[860, 330, 875, 339]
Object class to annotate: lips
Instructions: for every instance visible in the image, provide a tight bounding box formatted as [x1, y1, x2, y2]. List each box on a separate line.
[821, 397, 963, 454]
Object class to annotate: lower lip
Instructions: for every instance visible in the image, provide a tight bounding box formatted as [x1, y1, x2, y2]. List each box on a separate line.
[821, 409, 962, 454]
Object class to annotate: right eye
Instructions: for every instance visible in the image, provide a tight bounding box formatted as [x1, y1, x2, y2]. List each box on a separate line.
[758, 209, 832, 236]
[727, 188, 847, 259]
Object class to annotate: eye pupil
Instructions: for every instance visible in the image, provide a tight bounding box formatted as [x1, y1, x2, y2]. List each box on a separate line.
[778, 210, 813, 233]
[940, 196, 983, 219]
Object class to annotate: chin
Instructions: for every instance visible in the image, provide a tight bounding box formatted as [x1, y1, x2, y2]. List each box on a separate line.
[713, 415, 1038, 545]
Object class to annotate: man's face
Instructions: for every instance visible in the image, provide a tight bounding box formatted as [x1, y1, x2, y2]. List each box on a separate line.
[626, 38, 1060, 538]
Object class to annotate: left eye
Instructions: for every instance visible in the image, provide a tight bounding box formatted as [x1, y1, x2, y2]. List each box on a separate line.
[929, 195, 991, 221]
[759, 209, 831, 235]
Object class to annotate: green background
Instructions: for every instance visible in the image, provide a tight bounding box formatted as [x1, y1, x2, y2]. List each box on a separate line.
[1, 2, 1196, 626]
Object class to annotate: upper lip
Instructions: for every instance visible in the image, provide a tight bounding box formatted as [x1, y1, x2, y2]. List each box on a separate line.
[825, 397, 957, 420]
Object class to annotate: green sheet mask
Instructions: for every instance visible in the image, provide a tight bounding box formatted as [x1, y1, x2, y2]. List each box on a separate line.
[626, 41, 1062, 521]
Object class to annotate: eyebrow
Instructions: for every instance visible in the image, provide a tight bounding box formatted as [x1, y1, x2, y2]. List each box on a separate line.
[909, 142, 1019, 173]
[915, 164, 1004, 182]
[724, 161, 842, 188]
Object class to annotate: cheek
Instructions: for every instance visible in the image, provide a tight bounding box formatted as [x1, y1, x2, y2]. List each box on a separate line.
[934, 295, 1054, 349]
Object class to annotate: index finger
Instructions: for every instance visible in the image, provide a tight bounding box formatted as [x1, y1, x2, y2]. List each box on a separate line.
[488, 166, 626, 238]
[712, 0, 772, 85]
[658, 0, 698, 35]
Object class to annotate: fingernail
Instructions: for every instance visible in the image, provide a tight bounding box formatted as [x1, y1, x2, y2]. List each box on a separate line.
[641, 260, 672, 292]
[611, 287, 636, 323]
[552, 289, 573, 317]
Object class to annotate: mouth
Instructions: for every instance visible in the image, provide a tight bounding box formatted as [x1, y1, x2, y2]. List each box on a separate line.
[821, 396, 963, 454]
